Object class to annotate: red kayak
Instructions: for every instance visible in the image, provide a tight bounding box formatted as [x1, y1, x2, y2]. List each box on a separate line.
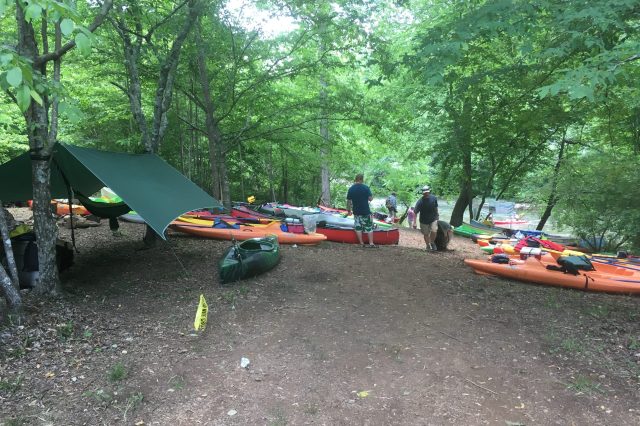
[228, 206, 305, 233]
[317, 227, 399, 245]
[492, 219, 528, 226]
[231, 205, 277, 220]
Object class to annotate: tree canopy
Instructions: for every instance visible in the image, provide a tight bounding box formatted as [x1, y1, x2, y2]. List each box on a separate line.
[2, 0, 639, 263]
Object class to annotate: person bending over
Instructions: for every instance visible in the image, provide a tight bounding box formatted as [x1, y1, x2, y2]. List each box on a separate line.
[415, 185, 439, 251]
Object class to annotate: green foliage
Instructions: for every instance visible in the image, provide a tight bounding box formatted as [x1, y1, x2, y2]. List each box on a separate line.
[108, 362, 128, 382]
[554, 150, 640, 251]
[56, 321, 74, 341]
[567, 375, 603, 395]
[0, 375, 22, 393]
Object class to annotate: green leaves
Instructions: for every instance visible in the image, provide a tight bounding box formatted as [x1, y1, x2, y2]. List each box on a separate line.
[6, 67, 22, 87]
[0, 0, 9, 16]
[24, 2, 42, 22]
[15, 84, 31, 112]
[60, 18, 75, 36]
[75, 33, 91, 56]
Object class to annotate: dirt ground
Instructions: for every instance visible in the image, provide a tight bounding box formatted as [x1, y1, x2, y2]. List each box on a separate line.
[1, 209, 640, 425]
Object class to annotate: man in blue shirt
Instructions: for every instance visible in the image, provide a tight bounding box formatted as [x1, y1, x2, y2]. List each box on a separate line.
[346, 173, 376, 248]
[415, 185, 439, 251]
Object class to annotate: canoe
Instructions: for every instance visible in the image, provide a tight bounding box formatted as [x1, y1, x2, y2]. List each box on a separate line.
[219, 235, 280, 284]
[316, 226, 399, 245]
[169, 221, 326, 245]
[464, 255, 640, 294]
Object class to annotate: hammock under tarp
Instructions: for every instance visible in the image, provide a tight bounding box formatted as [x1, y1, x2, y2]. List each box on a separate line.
[75, 193, 131, 219]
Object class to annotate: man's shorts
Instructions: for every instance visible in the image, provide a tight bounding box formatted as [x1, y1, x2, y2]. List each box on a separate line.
[420, 220, 438, 235]
[354, 214, 374, 232]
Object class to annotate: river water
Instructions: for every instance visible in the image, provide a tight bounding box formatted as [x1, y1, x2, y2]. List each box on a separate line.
[371, 198, 569, 235]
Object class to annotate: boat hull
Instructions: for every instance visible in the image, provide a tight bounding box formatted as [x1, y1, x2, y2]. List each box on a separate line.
[170, 221, 326, 245]
[464, 256, 640, 294]
[316, 227, 399, 245]
[219, 236, 280, 284]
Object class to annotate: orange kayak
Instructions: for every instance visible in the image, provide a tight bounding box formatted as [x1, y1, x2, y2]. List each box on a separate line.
[28, 199, 90, 216]
[55, 202, 90, 216]
[464, 254, 640, 294]
[169, 221, 326, 245]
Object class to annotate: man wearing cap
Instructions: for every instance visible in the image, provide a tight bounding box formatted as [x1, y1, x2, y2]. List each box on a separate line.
[415, 185, 439, 251]
[346, 173, 376, 248]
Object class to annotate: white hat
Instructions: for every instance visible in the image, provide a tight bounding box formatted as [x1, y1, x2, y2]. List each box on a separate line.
[422, 185, 431, 193]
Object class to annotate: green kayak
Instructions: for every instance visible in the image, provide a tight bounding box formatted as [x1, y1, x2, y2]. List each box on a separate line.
[219, 235, 280, 284]
[453, 222, 495, 238]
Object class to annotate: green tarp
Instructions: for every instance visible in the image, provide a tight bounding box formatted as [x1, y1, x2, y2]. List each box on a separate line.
[0, 143, 223, 239]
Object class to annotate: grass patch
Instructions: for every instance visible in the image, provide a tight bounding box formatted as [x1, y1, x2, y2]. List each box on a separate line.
[56, 321, 74, 341]
[3, 417, 27, 426]
[6, 336, 31, 359]
[122, 392, 144, 422]
[83, 388, 113, 405]
[583, 305, 611, 319]
[544, 294, 561, 309]
[168, 375, 185, 390]
[628, 337, 640, 351]
[560, 338, 583, 353]
[221, 290, 237, 305]
[0, 375, 23, 394]
[567, 375, 603, 395]
[108, 362, 128, 382]
[268, 407, 288, 426]
[303, 402, 319, 415]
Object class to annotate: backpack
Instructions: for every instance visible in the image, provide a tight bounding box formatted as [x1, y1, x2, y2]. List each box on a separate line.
[546, 255, 595, 275]
[385, 198, 392, 209]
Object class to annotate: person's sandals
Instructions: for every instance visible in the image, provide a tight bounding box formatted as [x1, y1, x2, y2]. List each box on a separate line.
[365, 244, 378, 248]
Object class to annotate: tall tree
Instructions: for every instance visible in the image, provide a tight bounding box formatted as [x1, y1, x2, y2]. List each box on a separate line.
[2, 0, 113, 294]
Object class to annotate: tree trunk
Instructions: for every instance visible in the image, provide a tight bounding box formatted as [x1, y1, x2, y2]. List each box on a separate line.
[280, 152, 289, 203]
[318, 74, 331, 205]
[31, 159, 60, 294]
[450, 184, 473, 227]
[14, 0, 113, 296]
[0, 265, 23, 324]
[317, 14, 331, 206]
[113, 0, 200, 243]
[239, 142, 246, 201]
[1, 205, 20, 289]
[536, 137, 567, 230]
[267, 144, 276, 202]
[448, 98, 473, 227]
[195, 20, 230, 209]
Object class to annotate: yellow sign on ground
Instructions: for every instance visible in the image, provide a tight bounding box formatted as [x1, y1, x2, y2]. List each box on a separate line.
[194, 295, 208, 331]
